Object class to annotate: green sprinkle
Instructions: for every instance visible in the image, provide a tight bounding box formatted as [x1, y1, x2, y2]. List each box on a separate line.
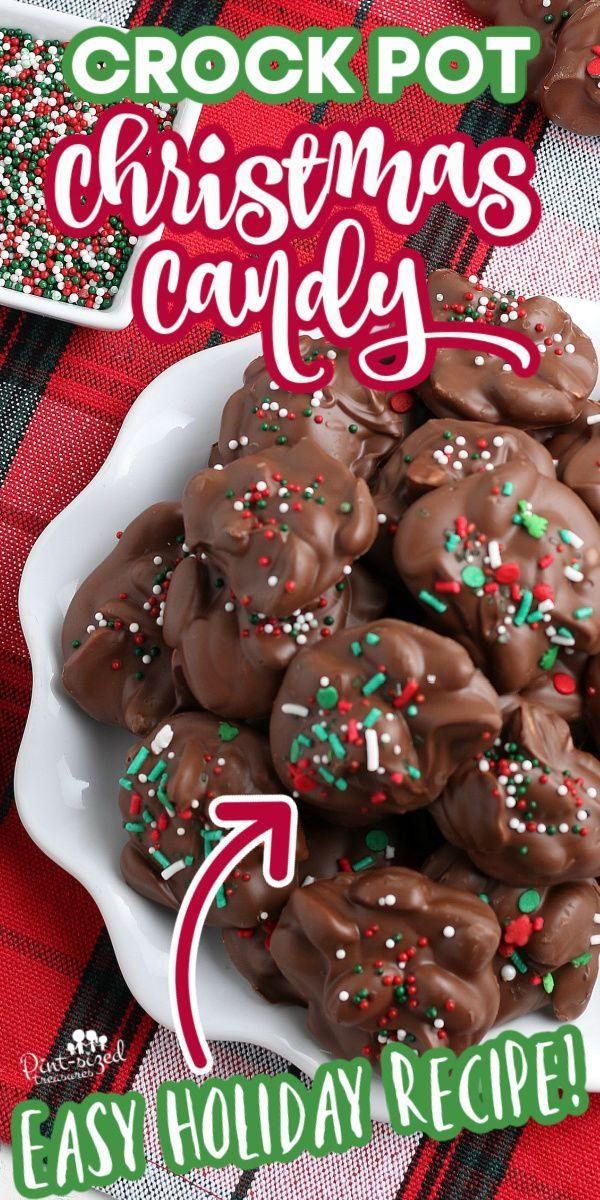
[118, 777, 133, 791]
[574, 607, 594, 620]
[521, 512, 548, 539]
[215, 887, 228, 909]
[352, 855, 375, 872]
[151, 849, 170, 870]
[148, 758, 167, 783]
[127, 747, 150, 776]
[290, 738, 301, 764]
[539, 646, 558, 670]
[445, 533, 461, 551]
[340, 501, 352, 514]
[419, 590, 447, 614]
[502, 481, 514, 496]
[407, 765, 421, 779]
[312, 724, 329, 742]
[350, 641, 362, 657]
[461, 565, 486, 589]
[510, 951, 528, 974]
[335, 778, 348, 792]
[365, 829, 389, 851]
[571, 953, 592, 968]
[319, 766, 335, 783]
[543, 973, 555, 995]
[362, 672, 386, 696]
[124, 822, 144, 833]
[142, 810, 153, 824]
[526, 610, 545, 625]
[218, 722, 239, 742]
[317, 685, 339, 709]
[329, 733, 346, 760]
[365, 632, 381, 646]
[518, 889, 541, 914]
[363, 708, 382, 729]
[514, 590, 533, 626]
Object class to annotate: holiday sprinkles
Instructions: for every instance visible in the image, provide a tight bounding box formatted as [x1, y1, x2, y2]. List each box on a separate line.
[0, 28, 173, 310]
[61, 290, 600, 1068]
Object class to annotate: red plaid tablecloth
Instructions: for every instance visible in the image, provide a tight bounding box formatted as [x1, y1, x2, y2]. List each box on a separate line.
[1, 0, 600, 1196]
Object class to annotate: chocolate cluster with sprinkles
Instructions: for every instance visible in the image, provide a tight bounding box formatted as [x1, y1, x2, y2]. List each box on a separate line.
[270, 868, 501, 1059]
[209, 335, 421, 481]
[465, 0, 600, 135]
[394, 457, 600, 693]
[416, 270, 597, 427]
[162, 554, 387, 721]
[119, 711, 308, 924]
[0, 28, 174, 309]
[269, 619, 501, 823]
[62, 502, 190, 735]
[432, 700, 600, 885]
[63, 265, 600, 1062]
[182, 439, 378, 618]
[425, 844, 600, 1024]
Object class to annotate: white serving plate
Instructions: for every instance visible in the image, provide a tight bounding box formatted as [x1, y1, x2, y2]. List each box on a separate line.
[15, 300, 600, 1119]
[0, 0, 201, 329]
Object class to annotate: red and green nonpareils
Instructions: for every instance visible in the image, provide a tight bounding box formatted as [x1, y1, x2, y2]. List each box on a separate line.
[0, 28, 174, 309]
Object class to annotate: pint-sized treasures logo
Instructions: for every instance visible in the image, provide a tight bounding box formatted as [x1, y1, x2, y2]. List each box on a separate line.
[20, 1028, 126, 1086]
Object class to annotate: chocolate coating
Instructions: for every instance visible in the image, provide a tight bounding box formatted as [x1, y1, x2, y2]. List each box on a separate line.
[182, 441, 378, 619]
[584, 652, 600, 750]
[119, 712, 307, 925]
[370, 419, 555, 565]
[62, 502, 191, 735]
[270, 618, 501, 823]
[520, 648, 588, 727]
[163, 556, 386, 721]
[221, 814, 433, 1006]
[424, 844, 600, 1023]
[542, 1, 600, 134]
[557, 428, 600, 520]
[270, 867, 501, 1058]
[465, 0, 586, 101]
[394, 458, 600, 693]
[417, 271, 596, 428]
[209, 336, 421, 481]
[432, 699, 600, 885]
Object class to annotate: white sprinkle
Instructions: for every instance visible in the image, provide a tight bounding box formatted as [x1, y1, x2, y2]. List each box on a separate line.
[443, 926, 455, 938]
[302, 875, 315, 886]
[339, 990, 349, 1001]
[501, 964, 517, 982]
[587, 413, 600, 426]
[385, 938, 395, 949]
[593, 914, 600, 924]
[474, 355, 484, 367]
[281, 702, 309, 718]
[161, 859, 187, 880]
[591, 935, 600, 946]
[335, 949, 346, 959]
[488, 541, 502, 569]
[267, 575, 278, 587]
[385, 893, 396, 906]
[365, 727, 380, 772]
[150, 724, 174, 755]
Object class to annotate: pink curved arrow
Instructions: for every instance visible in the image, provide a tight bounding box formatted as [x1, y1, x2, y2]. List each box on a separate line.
[169, 794, 298, 1075]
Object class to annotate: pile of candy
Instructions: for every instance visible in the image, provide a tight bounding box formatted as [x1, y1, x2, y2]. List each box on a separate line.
[0, 28, 174, 309]
[61, 269, 600, 1061]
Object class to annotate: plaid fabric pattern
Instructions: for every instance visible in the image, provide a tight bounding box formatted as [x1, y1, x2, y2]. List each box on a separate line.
[1, 0, 600, 1195]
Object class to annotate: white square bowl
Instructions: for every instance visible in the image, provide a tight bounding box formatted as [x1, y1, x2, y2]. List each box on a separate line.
[0, 0, 201, 329]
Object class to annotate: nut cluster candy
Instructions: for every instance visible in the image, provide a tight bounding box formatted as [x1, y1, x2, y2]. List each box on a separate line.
[62, 267, 600, 1066]
[270, 868, 501, 1057]
[209, 336, 420, 480]
[465, 0, 600, 136]
[119, 712, 307, 924]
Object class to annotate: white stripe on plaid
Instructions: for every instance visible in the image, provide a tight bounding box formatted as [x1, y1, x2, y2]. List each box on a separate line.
[99, 1027, 421, 1200]
[484, 121, 600, 300]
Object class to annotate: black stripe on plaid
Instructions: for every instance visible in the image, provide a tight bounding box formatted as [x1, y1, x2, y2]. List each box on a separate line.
[0, 316, 73, 485]
[398, 1123, 524, 1200]
[0, 779, 13, 826]
[311, 0, 376, 125]
[29, 929, 142, 1128]
[407, 92, 545, 273]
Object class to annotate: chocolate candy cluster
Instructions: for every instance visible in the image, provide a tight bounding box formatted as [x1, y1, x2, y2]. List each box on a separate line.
[466, 0, 600, 136]
[62, 273, 600, 1063]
